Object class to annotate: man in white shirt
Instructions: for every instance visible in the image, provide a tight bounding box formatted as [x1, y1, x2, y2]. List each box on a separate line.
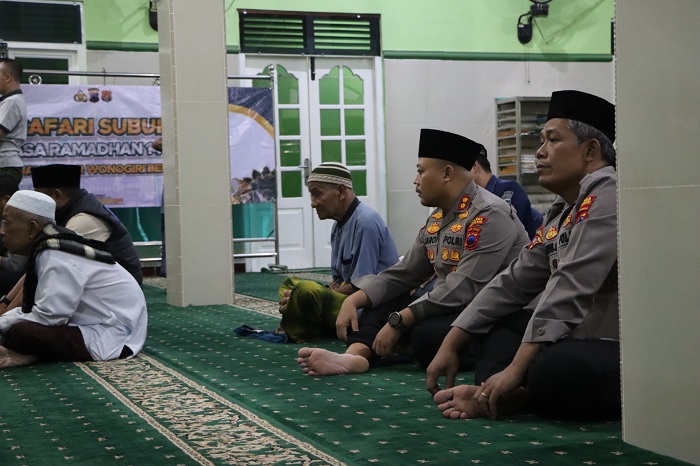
[0, 190, 147, 368]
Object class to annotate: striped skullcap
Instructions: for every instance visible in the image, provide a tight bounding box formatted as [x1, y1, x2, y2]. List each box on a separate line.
[307, 162, 353, 189]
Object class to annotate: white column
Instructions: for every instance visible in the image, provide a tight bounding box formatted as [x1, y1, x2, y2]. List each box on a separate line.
[157, 0, 234, 306]
[616, 1, 700, 464]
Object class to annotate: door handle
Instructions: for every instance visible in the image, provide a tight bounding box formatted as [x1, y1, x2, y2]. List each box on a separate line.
[298, 157, 311, 182]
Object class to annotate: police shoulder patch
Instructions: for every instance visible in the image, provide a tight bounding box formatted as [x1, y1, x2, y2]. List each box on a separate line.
[464, 232, 480, 251]
[469, 216, 487, 227]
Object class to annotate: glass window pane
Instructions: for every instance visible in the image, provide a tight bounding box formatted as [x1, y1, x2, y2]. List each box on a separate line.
[345, 140, 366, 166]
[280, 140, 301, 167]
[343, 66, 363, 105]
[279, 109, 300, 136]
[319, 66, 340, 105]
[344, 109, 364, 136]
[277, 65, 299, 105]
[281, 171, 302, 198]
[351, 170, 367, 196]
[321, 140, 342, 163]
[320, 109, 341, 136]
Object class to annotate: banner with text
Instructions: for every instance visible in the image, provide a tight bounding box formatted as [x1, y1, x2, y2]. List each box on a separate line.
[20, 85, 163, 207]
[20, 85, 276, 208]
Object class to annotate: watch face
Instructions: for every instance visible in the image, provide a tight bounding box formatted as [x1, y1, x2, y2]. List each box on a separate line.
[388, 312, 401, 327]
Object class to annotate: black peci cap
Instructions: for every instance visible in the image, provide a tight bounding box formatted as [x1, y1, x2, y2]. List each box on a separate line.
[31, 164, 82, 189]
[418, 129, 483, 170]
[547, 90, 616, 142]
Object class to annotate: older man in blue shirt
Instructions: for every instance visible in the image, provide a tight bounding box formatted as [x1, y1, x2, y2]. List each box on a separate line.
[278, 162, 399, 342]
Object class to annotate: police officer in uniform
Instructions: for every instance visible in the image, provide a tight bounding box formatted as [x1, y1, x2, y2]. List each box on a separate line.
[297, 129, 530, 376]
[427, 90, 620, 422]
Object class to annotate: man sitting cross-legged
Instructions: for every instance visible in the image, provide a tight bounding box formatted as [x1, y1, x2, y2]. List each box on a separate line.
[297, 129, 530, 376]
[278, 162, 399, 342]
[0, 190, 147, 368]
[427, 90, 620, 422]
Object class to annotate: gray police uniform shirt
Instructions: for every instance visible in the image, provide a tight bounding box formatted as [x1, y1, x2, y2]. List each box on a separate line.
[353, 180, 530, 320]
[452, 166, 618, 343]
[0, 91, 27, 168]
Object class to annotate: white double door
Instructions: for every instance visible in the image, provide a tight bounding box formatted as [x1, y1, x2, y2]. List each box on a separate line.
[242, 56, 385, 270]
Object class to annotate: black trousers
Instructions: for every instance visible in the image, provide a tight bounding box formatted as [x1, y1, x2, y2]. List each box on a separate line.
[4, 321, 93, 361]
[527, 339, 621, 421]
[474, 308, 533, 384]
[473, 310, 621, 421]
[4, 321, 134, 361]
[347, 293, 476, 370]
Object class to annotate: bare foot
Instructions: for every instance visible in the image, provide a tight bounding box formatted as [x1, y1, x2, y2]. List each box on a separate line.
[297, 347, 370, 376]
[0, 345, 38, 368]
[434, 385, 483, 419]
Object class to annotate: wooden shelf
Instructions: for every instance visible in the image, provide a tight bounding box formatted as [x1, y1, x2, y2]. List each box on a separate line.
[495, 96, 550, 185]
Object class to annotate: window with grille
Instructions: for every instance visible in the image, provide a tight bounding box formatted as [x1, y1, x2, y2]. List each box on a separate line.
[0, 1, 82, 44]
[239, 10, 380, 56]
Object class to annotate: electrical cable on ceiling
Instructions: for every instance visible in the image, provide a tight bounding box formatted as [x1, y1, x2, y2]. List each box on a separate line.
[533, 17, 550, 44]
[548, 0, 606, 42]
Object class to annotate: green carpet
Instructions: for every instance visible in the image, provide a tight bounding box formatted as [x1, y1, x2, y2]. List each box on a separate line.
[0, 277, 691, 465]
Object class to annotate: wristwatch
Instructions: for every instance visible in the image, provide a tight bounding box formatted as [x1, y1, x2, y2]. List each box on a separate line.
[0, 294, 11, 306]
[388, 311, 407, 331]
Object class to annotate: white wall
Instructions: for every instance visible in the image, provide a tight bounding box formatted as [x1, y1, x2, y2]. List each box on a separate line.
[382, 59, 613, 252]
[86, 50, 159, 86]
[616, 1, 700, 464]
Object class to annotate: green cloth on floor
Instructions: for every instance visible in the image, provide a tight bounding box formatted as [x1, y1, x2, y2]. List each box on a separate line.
[279, 276, 348, 342]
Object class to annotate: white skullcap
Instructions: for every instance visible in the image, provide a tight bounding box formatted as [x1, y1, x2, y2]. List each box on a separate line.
[6, 190, 56, 221]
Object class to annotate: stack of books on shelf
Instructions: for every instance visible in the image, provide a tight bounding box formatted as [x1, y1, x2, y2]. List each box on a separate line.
[521, 154, 537, 174]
